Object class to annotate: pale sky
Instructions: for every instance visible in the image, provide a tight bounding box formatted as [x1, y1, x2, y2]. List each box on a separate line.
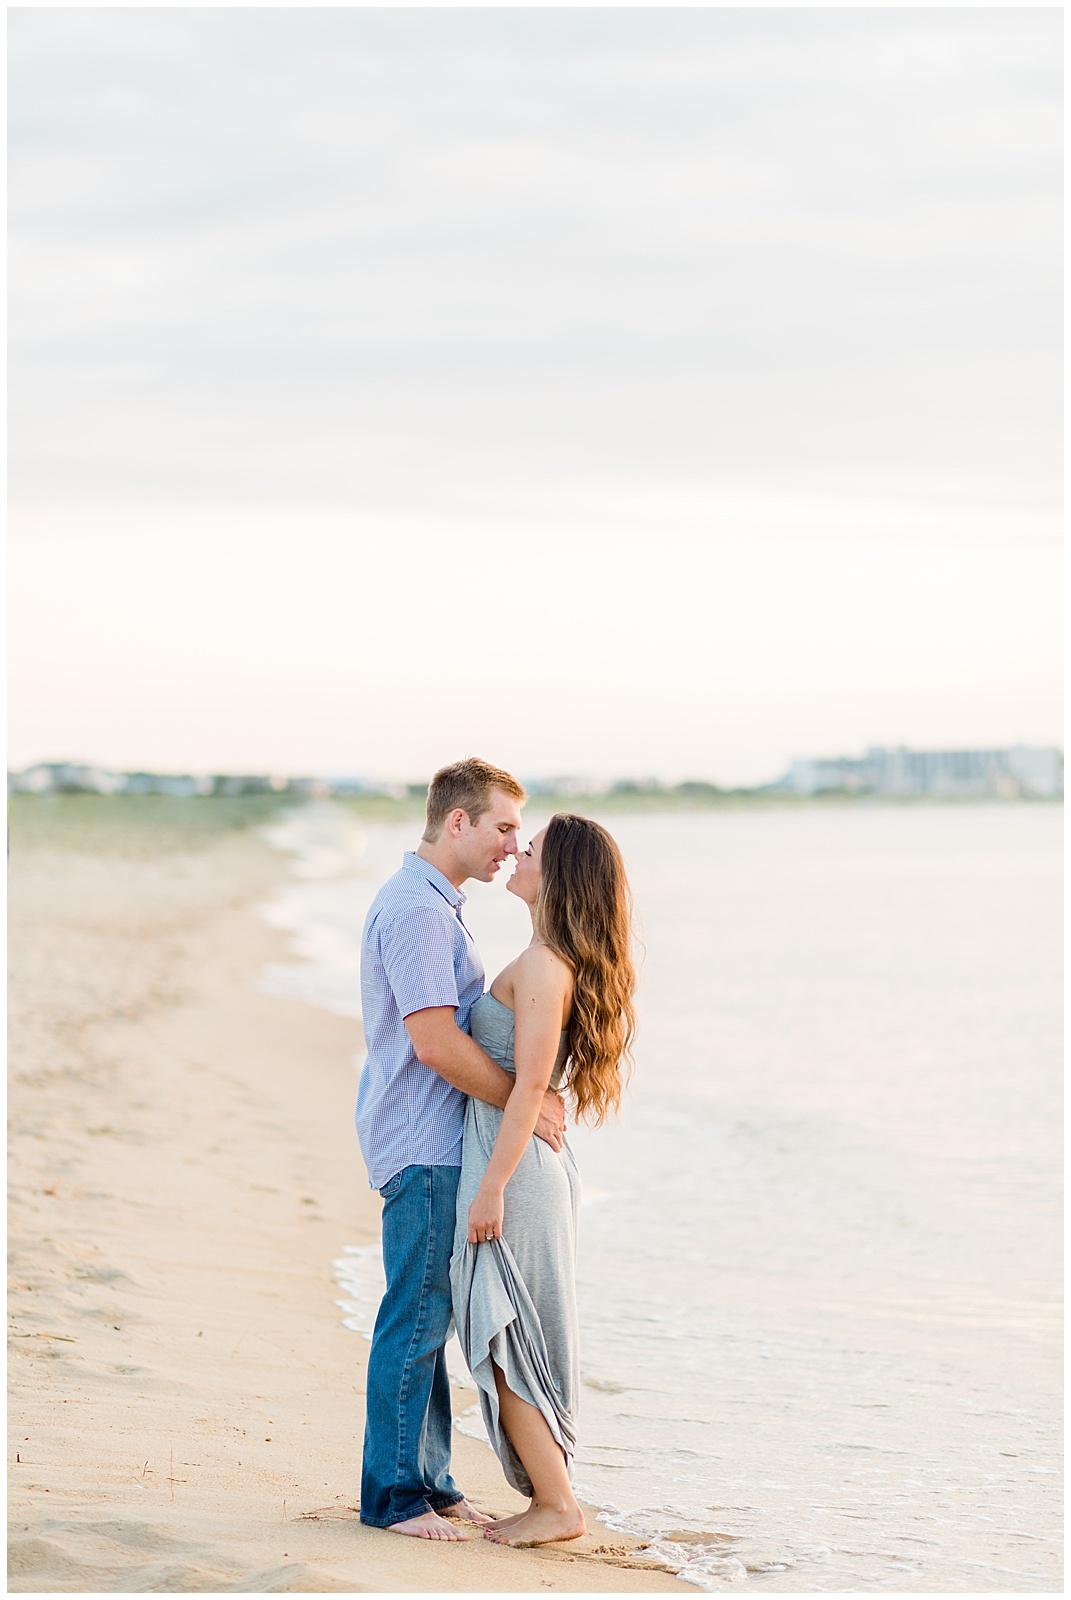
[8, 7, 1062, 785]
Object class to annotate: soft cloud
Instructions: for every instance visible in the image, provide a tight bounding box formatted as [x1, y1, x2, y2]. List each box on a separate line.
[7, 10, 1062, 778]
[10, 8, 1061, 508]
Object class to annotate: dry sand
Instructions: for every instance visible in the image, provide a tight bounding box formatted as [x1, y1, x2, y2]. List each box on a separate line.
[8, 811, 681, 1594]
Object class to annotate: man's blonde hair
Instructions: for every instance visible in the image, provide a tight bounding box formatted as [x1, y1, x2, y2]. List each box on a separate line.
[422, 757, 526, 842]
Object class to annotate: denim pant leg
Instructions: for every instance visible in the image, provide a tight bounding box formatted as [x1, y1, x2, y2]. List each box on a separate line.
[420, 1338, 459, 1511]
[360, 1164, 463, 1527]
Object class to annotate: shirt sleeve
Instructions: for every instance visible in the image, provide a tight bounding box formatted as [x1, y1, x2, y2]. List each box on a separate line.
[377, 904, 462, 1019]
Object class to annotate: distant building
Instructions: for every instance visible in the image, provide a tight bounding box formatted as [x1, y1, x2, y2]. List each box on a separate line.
[7, 766, 290, 798]
[324, 776, 408, 799]
[121, 772, 214, 797]
[288, 777, 334, 798]
[8, 762, 126, 795]
[524, 776, 613, 798]
[778, 745, 1063, 799]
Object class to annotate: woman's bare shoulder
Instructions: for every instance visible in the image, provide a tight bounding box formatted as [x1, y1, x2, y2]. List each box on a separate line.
[514, 942, 573, 989]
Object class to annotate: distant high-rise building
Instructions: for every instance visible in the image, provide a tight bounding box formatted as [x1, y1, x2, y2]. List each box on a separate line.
[778, 745, 1062, 799]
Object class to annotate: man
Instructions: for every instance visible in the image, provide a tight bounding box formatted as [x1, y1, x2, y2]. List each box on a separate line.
[356, 756, 567, 1540]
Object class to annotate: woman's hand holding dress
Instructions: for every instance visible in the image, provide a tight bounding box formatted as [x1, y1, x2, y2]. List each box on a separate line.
[467, 1182, 505, 1243]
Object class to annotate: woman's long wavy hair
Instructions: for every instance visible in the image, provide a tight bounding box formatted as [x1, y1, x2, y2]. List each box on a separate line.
[536, 814, 636, 1125]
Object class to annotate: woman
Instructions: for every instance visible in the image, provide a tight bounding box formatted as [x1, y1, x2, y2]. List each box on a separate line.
[450, 812, 635, 1548]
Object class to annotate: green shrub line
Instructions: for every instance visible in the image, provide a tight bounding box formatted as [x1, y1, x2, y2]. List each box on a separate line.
[7, 792, 295, 854]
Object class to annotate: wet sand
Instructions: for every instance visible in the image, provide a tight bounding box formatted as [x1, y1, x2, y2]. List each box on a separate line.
[7, 807, 680, 1593]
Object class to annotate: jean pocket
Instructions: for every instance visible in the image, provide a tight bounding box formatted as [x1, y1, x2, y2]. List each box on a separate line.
[378, 1169, 405, 1201]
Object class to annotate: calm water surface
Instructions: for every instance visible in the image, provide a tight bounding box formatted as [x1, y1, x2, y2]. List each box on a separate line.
[261, 802, 1061, 1591]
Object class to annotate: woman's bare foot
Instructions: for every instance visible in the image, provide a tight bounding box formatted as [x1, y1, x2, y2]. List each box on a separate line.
[484, 1503, 586, 1547]
[387, 1509, 470, 1540]
[486, 1506, 532, 1532]
[440, 1498, 494, 1526]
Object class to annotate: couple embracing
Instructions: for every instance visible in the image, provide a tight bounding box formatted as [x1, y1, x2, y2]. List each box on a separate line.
[355, 757, 635, 1548]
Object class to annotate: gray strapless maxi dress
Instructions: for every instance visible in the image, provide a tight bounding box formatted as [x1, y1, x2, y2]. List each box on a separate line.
[449, 992, 581, 1495]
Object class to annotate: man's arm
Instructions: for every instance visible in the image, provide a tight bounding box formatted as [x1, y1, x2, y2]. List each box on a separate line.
[404, 1007, 565, 1152]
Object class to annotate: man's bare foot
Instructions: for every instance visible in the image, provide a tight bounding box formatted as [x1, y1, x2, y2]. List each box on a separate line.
[441, 1498, 494, 1526]
[386, 1509, 470, 1540]
[484, 1503, 586, 1547]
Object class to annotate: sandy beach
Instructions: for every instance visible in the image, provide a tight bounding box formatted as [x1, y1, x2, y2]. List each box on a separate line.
[8, 801, 680, 1594]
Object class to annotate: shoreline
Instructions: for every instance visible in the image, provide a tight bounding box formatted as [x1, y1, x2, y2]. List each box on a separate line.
[7, 815, 680, 1593]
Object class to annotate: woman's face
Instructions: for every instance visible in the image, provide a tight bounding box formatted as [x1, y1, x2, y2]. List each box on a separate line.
[507, 825, 546, 907]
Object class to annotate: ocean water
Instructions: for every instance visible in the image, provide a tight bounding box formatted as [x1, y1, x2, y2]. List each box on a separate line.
[259, 801, 1062, 1591]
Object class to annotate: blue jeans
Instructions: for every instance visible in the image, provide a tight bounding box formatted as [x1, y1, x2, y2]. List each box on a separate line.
[360, 1163, 465, 1527]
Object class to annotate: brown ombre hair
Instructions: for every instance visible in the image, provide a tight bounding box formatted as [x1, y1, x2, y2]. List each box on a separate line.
[536, 813, 636, 1125]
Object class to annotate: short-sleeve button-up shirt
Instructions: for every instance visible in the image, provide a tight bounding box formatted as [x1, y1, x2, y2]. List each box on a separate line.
[355, 852, 485, 1189]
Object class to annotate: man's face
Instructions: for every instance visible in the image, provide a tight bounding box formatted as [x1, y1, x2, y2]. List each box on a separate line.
[456, 790, 523, 883]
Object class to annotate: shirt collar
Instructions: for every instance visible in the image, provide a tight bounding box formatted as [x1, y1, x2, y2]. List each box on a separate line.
[402, 851, 467, 909]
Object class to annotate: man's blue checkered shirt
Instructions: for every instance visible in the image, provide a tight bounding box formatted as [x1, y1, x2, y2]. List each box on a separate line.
[355, 852, 485, 1190]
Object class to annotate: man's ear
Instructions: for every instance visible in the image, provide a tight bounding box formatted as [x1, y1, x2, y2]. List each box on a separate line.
[446, 807, 468, 838]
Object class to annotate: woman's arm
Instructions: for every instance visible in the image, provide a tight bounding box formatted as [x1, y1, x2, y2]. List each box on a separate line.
[466, 948, 571, 1245]
[404, 1007, 566, 1150]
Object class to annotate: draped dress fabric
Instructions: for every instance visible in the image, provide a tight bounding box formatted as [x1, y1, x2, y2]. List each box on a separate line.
[450, 991, 581, 1495]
